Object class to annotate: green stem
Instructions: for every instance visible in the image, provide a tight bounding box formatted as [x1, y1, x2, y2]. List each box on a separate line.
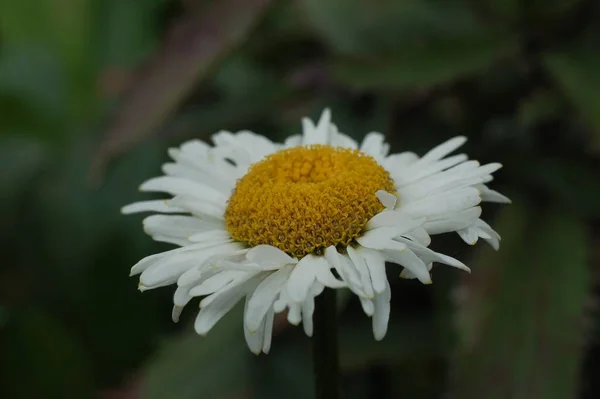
[313, 288, 340, 399]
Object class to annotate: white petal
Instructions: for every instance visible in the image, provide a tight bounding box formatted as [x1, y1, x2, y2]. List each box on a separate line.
[358, 247, 388, 294]
[174, 282, 199, 307]
[325, 246, 363, 290]
[360, 132, 388, 161]
[140, 176, 227, 206]
[485, 236, 500, 250]
[400, 262, 432, 279]
[213, 130, 277, 165]
[312, 257, 345, 288]
[151, 235, 190, 247]
[285, 134, 303, 148]
[215, 259, 285, 272]
[365, 210, 423, 231]
[360, 297, 375, 316]
[179, 139, 210, 157]
[232, 131, 276, 157]
[143, 215, 223, 240]
[287, 255, 319, 303]
[458, 228, 479, 245]
[346, 247, 374, 298]
[384, 249, 432, 284]
[404, 227, 431, 246]
[397, 237, 470, 272]
[372, 280, 391, 340]
[272, 285, 291, 313]
[176, 263, 210, 288]
[302, 286, 316, 336]
[476, 184, 511, 203]
[188, 230, 231, 243]
[170, 143, 240, 187]
[172, 305, 184, 323]
[194, 286, 247, 336]
[168, 243, 246, 285]
[162, 163, 234, 194]
[422, 206, 482, 235]
[139, 242, 245, 288]
[139, 252, 199, 287]
[474, 219, 501, 241]
[395, 154, 468, 185]
[243, 295, 265, 355]
[130, 245, 189, 276]
[247, 245, 297, 268]
[211, 130, 237, 147]
[273, 297, 287, 314]
[287, 303, 302, 325]
[245, 265, 294, 332]
[458, 219, 502, 250]
[244, 317, 264, 355]
[262, 309, 275, 354]
[330, 128, 358, 149]
[303, 109, 331, 145]
[397, 161, 499, 202]
[138, 281, 173, 291]
[199, 272, 261, 309]
[384, 152, 419, 171]
[137, 242, 236, 284]
[121, 200, 183, 214]
[357, 228, 409, 251]
[400, 187, 481, 218]
[189, 271, 242, 297]
[169, 196, 225, 220]
[421, 136, 466, 162]
[376, 190, 397, 210]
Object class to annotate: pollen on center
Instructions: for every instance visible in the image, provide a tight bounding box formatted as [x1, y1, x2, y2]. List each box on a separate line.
[224, 145, 396, 258]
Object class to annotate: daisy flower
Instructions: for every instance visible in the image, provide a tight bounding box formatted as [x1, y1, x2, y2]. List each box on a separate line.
[122, 109, 509, 354]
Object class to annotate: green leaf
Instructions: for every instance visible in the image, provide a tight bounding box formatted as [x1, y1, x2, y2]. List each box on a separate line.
[0, 0, 90, 70]
[543, 45, 600, 147]
[451, 203, 590, 399]
[332, 32, 517, 89]
[482, 0, 520, 22]
[0, 46, 70, 143]
[484, 0, 583, 22]
[140, 305, 250, 399]
[0, 0, 98, 120]
[248, 314, 439, 398]
[528, 0, 584, 20]
[300, 0, 486, 56]
[512, 158, 600, 218]
[94, 0, 275, 174]
[339, 316, 438, 372]
[517, 89, 563, 128]
[93, 0, 161, 68]
[0, 137, 47, 211]
[0, 309, 94, 398]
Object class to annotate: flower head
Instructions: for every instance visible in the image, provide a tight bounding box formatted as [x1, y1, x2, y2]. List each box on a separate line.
[123, 109, 509, 353]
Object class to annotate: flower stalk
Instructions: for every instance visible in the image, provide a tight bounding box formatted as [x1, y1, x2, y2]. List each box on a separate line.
[313, 288, 340, 399]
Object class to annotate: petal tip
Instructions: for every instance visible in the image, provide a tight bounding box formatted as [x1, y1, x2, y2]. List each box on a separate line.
[374, 334, 386, 341]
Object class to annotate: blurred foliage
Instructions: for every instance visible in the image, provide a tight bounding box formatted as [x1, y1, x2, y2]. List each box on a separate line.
[1, 0, 600, 398]
[453, 202, 590, 399]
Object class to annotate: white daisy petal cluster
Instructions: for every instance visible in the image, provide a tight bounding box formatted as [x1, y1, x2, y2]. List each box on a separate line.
[123, 109, 509, 354]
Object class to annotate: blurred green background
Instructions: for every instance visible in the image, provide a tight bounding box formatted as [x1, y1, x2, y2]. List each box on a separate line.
[1, 0, 599, 398]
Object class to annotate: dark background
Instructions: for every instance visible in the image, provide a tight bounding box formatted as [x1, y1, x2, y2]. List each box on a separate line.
[1, 0, 600, 398]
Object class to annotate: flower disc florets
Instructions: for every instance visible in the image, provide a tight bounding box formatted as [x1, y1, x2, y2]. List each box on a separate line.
[224, 145, 396, 257]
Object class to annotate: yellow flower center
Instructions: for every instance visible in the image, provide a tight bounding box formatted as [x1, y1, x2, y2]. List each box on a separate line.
[224, 145, 396, 258]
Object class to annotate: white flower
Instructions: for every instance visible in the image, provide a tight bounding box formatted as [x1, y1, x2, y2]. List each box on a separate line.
[123, 109, 509, 353]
